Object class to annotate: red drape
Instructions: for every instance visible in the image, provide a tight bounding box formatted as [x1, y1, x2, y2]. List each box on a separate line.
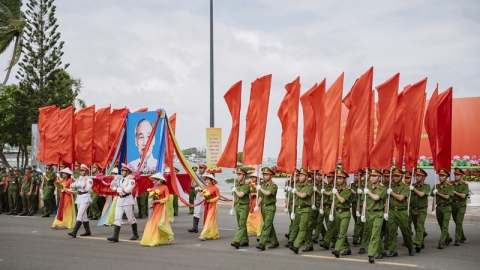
[165, 113, 177, 167]
[94, 106, 111, 165]
[276, 88, 289, 172]
[284, 77, 301, 173]
[310, 80, 326, 170]
[216, 81, 242, 168]
[36, 105, 57, 163]
[75, 105, 95, 166]
[436, 87, 452, 171]
[300, 83, 316, 168]
[424, 85, 438, 170]
[104, 107, 127, 167]
[394, 86, 408, 167]
[44, 107, 61, 165]
[57, 106, 74, 165]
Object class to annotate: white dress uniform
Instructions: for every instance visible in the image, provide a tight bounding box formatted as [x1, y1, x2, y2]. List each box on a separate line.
[70, 176, 93, 222]
[193, 173, 204, 219]
[114, 175, 137, 226]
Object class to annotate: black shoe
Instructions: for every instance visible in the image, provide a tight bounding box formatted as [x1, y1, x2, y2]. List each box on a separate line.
[42, 214, 50, 218]
[375, 252, 387, 259]
[359, 247, 365, 254]
[19, 213, 27, 216]
[284, 242, 293, 248]
[188, 212, 193, 215]
[268, 243, 279, 249]
[352, 240, 358, 245]
[289, 246, 299, 254]
[302, 246, 314, 252]
[368, 256, 375, 263]
[312, 238, 318, 244]
[341, 250, 352, 256]
[256, 244, 265, 251]
[424, 232, 428, 238]
[257, 238, 260, 242]
[319, 243, 329, 250]
[332, 250, 340, 258]
[402, 242, 405, 246]
[446, 238, 452, 246]
[415, 245, 421, 253]
[454, 241, 460, 246]
[408, 248, 415, 256]
[231, 242, 240, 249]
[421, 244, 425, 249]
[12, 212, 17, 215]
[460, 238, 466, 243]
[6, 212, 14, 215]
[386, 251, 398, 257]
[438, 244, 444, 249]
[239, 241, 249, 247]
[174, 213, 178, 216]
[285, 233, 290, 239]
[28, 214, 33, 216]
[330, 243, 335, 248]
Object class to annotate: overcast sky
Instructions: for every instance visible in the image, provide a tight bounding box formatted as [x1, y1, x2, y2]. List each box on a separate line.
[1, 0, 479, 158]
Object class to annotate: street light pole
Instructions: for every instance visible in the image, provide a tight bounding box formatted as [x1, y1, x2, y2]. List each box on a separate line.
[209, 0, 214, 128]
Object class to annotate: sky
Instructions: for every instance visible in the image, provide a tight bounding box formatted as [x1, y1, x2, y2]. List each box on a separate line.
[1, 0, 479, 158]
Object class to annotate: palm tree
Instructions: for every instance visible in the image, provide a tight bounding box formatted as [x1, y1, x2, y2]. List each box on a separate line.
[0, 0, 26, 88]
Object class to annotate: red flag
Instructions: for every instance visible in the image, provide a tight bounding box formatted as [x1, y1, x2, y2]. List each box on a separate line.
[57, 106, 74, 165]
[216, 81, 242, 168]
[94, 106, 111, 165]
[165, 113, 177, 167]
[75, 105, 95, 166]
[104, 107, 127, 167]
[276, 90, 289, 172]
[36, 105, 57, 163]
[424, 85, 438, 170]
[394, 86, 408, 167]
[300, 83, 318, 168]
[403, 78, 427, 172]
[284, 77, 301, 173]
[437, 87, 452, 171]
[243, 74, 272, 166]
[369, 73, 399, 169]
[341, 67, 373, 173]
[322, 73, 344, 173]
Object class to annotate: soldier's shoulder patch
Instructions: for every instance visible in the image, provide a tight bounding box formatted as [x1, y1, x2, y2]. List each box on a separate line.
[129, 180, 135, 185]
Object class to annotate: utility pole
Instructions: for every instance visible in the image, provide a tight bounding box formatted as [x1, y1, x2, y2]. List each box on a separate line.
[209, 0, 214, 128]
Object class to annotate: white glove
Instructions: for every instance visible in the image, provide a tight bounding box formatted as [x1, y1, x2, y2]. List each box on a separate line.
[387, 188, 392, 195]
[364, 188, 369, 194]
[311, 205, 316, 210]
[116, 187, 122, 193]
[196, 186, 202, 192]
[285, 186, 291, 192]
[409, 185, 414, 191]
[229, 209, 234, 216]
[284, 208, 289, 214]
[332, 188, 338, 195]
[254, 206, 259, 212]
[356, 211, 360, 216]
[320, 189, 325, 194]
[431, 210, 436, 217]
[290, 212, 295, 220]
[231, 187, 236, 192]
[383, 213, 389, 221]
[291, 188, 297, 193]
[313, 186, 318, 192]
[256, 185, 261, 191]
[433, 189, 437, 195]
[361, 216, 366, 223]
[319, 209, 324, 214]
[357, 189, 362, 195]
[329, 214, 334, 221]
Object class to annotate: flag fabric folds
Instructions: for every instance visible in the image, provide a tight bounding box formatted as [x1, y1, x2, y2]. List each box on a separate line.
[436, 87, 453, 171]
[104, 107, 127, 167]
[284, 77, 301, 174]
[300, 83, 317, 169]
[424, 85, 438, 171]
[37, 106, 60, 164]
[394, 87, 407, 168]
[75, 105, 95, 166]
[216, 81, 242, 168]
[94, 106, 111, 165]
[57, 106, 74, 165]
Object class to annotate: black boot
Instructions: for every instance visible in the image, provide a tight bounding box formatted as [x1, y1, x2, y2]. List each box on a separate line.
[130, 223, 140, 240]
[68, 221, 82, 238]
[80, 222, 92, 236]
[107, 225, 121, 242]
[188, 217, 199, 233]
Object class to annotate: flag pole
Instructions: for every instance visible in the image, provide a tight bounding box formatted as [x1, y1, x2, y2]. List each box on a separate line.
[230, 168, 236, 215]
[291, 171, 297, 220]
[320, 174, 325, 214]
[361, 169, 369, 222]
[407, 167, 415, 217]
[255, 164, 261, 208]
[329, 170, 337, 221]
[385, 165, 394, 217]
[312, 168, 316, 209]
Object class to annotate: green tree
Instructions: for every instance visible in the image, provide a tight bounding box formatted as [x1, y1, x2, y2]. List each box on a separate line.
[0, 0, 26, 87]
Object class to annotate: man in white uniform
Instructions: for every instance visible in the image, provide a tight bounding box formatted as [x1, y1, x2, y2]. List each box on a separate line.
[107, 164, 140, 242]
[188, 163, 207, 233]
[68, 165, 93, 238]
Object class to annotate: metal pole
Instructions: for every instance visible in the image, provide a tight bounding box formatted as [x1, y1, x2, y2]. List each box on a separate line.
[209, 0, 214, 128]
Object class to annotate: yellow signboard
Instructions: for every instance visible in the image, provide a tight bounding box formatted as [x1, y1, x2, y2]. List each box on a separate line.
[206, 128, 222, 173]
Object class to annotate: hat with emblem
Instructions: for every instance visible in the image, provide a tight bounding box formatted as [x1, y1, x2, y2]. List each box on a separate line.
[404, 170, 412, 178]
[121, 163, 132, 172]
[59, 161, 65, 168]
[453, 167, 465, 175]
[415, 168, 428, 177]
[236, 167, 250, 175]
[25, 165, 32, 171]
[80, 164, 89, 171]
[369, 167, 382, 176]
[299, 167, 311, 178]
[336, 169, 348, 178]
[262, 166, 275, 175]
[93, 163, 102, 169]
[382, 169, 391, 176]
[74, 161, 81, 166]
[392, 167, 405, 176]
[437, 168, 450, 177]
[325, 171, 335, 177]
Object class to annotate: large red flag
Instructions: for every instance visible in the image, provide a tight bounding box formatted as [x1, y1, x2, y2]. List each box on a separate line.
[276, 89, 289, 172]
[369, 73, 399, 169]
[437, 87, 452, 171]
[75, 105, 95, 166]
[94, 106, 111, 165]
[394, 86, 408, 167]
[165, 113, 177, 168]
[300, 83, 316, 168]
[243, 74, 272, 166]
[403, 78, 427, 172]
[309, 80, 326, 170]
[36, 105, 57, 163]
[341, 67, 373, 173]
[424, 85, 438, 170]
[57, 106, 74, 165]
[284, 77, 301, 173]
[216, 81, 242, 168]
[104, 107, 127, 167]
[322, 73, 343, 173]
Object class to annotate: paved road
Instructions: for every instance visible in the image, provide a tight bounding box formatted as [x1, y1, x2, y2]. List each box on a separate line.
[1, 205, 479, 270]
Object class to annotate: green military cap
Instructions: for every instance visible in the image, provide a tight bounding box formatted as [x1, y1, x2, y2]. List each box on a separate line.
[261, 166, 276, 175]
[382, 169, 391, 176]
[392, 167, 404, 176]
[299, 167, 311, 178]
[404, 170, 413, 178]
[236, 167, 250, 175]
[25, 166, 32, 170]
[437, 168, 450, 177]
[415, 168, 427, 177]
[13, 167, 20, 172]
[453, 167, 465, 175]
[0, 166, 5, 170]
[336, 169, 348, 178]
[368, 167, 382, 176]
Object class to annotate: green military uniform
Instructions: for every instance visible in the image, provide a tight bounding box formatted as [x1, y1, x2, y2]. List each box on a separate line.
[365, 178, 387, 260]
[333, 183, 352, 254]
[430, 172, 454, 247]
[136, 191, 149, 218]
[232, 182, 250, 245]
[0, 169, 7, 214]
[320, 181, 336, 249]
[292, 177, 314, 251]
[7, 169, 21, 214]
[351, 180, 364, 244]
[43, 170, 56, 216]
[410, 180, 430, 250]
[386, 180, 414, 254]
[258, 177, 278, 247]
[286, 179, 299, 246]
[312, 182, 326, 242]
[20, 169, 37, 215]
[450, 170, 469, 244]
[189, 182, 198, 214]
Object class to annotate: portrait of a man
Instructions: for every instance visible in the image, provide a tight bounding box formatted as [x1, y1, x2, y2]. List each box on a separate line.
[127, 113, 159, 172]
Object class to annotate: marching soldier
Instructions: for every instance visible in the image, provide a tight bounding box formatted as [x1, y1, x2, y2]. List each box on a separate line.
[351, 170, 364, 245]
[19, 166, 37, 216]
[256, 166, 279, 250]
[285, 169, 299, 246]
[69, 164, 93, 238]
[5, 168, 19, 215]
[231, 167, 251, 249]
[384, 167, 415, 257]
[89, 163, 104, 220]
[363, 168, 387, 264]
[450, 167, 469, 246]
[410, 168, 430, 252]
[289, 168, 313, 254]
[188, 163, 207, 233]
[319, 171, 336, 250]
[332, 169, 352, 257]
[0, 166, 6, 214]
[42, 164, 56, 217]
[188, 166, 199, 215]
[431, 168, 454, 249]
[312, 170, 326, 243]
